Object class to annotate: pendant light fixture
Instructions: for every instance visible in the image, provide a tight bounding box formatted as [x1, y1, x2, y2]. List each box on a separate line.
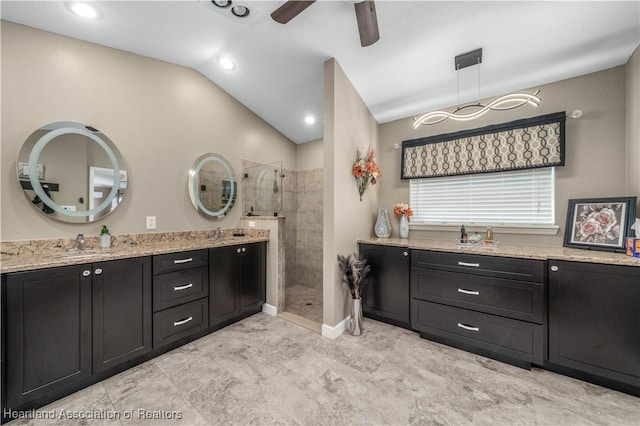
[413, 48, 541, 128]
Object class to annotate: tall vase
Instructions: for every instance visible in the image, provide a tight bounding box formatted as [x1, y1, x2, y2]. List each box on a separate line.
[350, 298, 363, 336]
[399, 213, 409, 239]
[374, 207, 391, 238]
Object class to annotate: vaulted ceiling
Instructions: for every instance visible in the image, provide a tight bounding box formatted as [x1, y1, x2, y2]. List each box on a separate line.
[2, 1, 639, 144]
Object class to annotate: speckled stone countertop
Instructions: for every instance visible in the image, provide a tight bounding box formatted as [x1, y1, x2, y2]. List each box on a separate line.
[358, 237, 640, 267]
[1, 229, 269, 274]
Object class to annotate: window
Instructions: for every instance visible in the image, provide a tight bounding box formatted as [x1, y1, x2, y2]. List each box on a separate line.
[409, 167, 556, 232]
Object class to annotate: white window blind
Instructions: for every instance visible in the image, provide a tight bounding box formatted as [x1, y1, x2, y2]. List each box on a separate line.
[409, 168, 555, 226]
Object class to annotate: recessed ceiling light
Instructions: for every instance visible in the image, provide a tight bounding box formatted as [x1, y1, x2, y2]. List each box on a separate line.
[231, 5, 250, 18]
[218, 56, 235, 71]
[211, 0, 232, 8]
[68, 2, 98, 19]
[304, 115, 315, 125]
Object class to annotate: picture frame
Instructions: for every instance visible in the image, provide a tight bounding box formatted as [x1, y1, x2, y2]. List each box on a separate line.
[563, 196, 637, 252]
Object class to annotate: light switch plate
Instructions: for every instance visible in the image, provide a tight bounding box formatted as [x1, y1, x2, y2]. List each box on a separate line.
[249, 221, 256, 228]
[146, 216, 156, 230]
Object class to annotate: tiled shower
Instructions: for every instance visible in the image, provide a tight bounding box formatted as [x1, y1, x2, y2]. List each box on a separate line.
[242, 160, 323, 324]
[283, 168, 323, 323]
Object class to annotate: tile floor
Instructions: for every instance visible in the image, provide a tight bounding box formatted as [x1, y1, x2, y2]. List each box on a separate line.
[285, 285, 323, 324]
[7, 313, 639, 426]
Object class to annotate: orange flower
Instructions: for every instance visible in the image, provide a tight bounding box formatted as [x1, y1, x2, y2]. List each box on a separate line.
[394, 203, 412, 217]
[353, 146, 381, 201]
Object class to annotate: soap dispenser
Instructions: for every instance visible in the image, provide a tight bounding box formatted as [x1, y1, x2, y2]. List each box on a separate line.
[100, 225, 111, 249]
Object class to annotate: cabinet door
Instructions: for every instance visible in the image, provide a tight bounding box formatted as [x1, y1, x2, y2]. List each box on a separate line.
[210, 245, 240, 325]
[5, 265, 92, 409]
[240, 243, 266, 313]
[549, 260, 640, 387]
[360, 244, 411, 328]
[93, 257, 152, 373]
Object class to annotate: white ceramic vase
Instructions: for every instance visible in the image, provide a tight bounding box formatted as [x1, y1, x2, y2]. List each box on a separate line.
[399, 213, 409, 239]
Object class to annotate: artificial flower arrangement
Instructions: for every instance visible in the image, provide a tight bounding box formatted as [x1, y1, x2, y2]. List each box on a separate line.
[352, 147, 381, 201]
[393, 203, 413, 218]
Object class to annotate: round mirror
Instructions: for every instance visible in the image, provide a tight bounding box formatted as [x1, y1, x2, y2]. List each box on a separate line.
[188, 153, 236, 217]
[16, 121, 128, 223]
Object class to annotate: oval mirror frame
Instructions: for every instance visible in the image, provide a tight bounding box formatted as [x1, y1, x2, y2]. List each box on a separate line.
[188, 153, 236, 217]
[16, 121, 128, 223]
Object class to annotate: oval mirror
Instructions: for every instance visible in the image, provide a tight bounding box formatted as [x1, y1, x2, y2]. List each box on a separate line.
[188, 153, 236, 217]
[16, 121, 128, 223]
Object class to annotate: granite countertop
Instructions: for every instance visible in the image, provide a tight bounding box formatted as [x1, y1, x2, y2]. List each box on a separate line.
[358, 237, 640, 267]
[1, 229, 269, 274]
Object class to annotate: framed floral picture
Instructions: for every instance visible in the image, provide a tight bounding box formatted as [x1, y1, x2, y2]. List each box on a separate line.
[563, 196, 637, 252]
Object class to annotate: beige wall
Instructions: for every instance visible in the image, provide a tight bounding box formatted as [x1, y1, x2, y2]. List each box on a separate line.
[296, 138, 324, 171]
[378, 66, 629, 245]
[627, 46, 640, 207]
[322, 59, 379, 328]
[1, 21, 296, 241]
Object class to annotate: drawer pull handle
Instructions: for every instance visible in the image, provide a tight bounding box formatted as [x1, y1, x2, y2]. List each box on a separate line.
[458, 288, 480, 296]
[457, 323, 480, 332]
[94, 268, 103, 275]
[173, 283, 193, 291]
[242, 247, 246, 253]
[173, 317, 193, 326]
[82, 270, 91, 277]
[550, 265, 559, 272]
[403, 251, 408, 257]
[173, 258, 193, 264]
[458, 261, 480, 268]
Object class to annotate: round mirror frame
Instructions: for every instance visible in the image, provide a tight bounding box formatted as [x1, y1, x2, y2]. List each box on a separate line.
[16, 121, 127, 223]
[188, 153, 236, 217]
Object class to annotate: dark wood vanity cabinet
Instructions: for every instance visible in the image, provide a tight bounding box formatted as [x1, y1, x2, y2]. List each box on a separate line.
[359, 243, 411, 328]
[4, 258, 152, 410]
[5, 265, 92, 410]
[411, 250, 545, 367]
[93, 257, 152, 373]
[209, 242, 266, 327]
[152, 250, 209, 348]
[548, 260, 640, 395]
[2, 242, 268, 418]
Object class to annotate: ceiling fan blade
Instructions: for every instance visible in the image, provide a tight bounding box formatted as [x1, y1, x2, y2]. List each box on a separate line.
[354, 0, 380, 47]
[271, 0, 316, 24]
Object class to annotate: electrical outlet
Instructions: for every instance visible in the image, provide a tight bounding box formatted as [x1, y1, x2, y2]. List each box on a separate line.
[249, 221, 256, 228]
[146, 216, 156, 230]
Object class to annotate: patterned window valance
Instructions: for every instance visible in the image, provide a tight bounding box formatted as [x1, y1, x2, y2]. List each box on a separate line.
[401, 112, 566, 179]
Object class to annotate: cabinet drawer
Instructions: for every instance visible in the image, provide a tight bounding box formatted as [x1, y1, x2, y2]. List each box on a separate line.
[153, 267, 209, 312]
[411, 268, 543, 324]
[153, 250, 208, 274]
[153, 299, 209, 348]
[412, 250, 544, 283]
[412, 299, 543, 365]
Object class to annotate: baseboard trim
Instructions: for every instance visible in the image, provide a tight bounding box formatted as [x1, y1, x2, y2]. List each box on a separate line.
[322, 315, 350, 339]
[262, 303, 277, 316]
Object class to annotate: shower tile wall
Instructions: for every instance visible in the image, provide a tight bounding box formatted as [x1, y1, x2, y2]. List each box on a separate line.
[242, 160, 322, 293]
[285, 168, 323, 291]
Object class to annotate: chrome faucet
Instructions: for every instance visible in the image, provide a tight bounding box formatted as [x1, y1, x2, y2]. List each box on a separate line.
[213, 227, 222, 240]
[72, 233, 86, 250]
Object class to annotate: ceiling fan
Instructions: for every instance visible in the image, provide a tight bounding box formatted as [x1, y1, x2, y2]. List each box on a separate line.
[271, 0, 380, 47]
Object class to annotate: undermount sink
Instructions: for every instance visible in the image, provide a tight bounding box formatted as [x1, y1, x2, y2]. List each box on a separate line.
[57, 251, 111, 259]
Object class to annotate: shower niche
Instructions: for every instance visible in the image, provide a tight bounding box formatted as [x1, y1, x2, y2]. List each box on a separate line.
[242, 160, 283, 216]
